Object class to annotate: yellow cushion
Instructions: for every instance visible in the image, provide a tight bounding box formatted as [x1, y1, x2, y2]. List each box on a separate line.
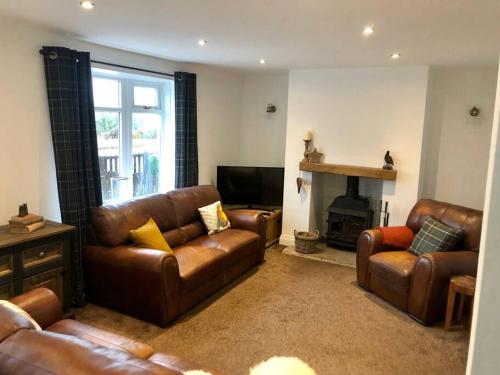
[129, 218, 173, 252]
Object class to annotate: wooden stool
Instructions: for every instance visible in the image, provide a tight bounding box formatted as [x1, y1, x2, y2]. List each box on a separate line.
[444, 275, 476, 331]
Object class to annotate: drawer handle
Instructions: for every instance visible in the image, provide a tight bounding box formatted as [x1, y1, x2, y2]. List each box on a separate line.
[38, 251, 46, 259]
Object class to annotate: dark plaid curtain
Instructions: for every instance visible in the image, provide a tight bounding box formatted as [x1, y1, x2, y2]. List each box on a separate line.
[175, 72, 199, 188]
[41, 46, 102, 306]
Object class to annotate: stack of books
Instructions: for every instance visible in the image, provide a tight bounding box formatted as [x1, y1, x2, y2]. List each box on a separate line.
[9, 214, 45, 234]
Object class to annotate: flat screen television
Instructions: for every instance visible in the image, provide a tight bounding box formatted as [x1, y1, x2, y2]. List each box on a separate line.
[217, 166, 285, 207]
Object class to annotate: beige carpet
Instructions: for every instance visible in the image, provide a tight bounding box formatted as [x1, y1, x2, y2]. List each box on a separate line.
[283, 243, 357, 268]
[77, 245, 469, 375]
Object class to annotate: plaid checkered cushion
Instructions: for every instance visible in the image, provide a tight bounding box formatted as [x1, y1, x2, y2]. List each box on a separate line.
[409, 216, 463, 256]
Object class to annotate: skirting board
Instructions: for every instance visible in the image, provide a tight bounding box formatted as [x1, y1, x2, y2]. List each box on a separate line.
[279, 234, 295, 247]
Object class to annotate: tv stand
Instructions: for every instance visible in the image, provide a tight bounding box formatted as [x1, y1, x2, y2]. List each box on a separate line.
[224, 205, 282, 247]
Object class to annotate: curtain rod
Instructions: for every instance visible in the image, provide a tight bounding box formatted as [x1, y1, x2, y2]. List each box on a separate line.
[91, 60, 175, 78]
[39, 49, 175, 78]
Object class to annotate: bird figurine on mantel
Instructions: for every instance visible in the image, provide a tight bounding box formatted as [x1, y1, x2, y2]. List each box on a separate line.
[383, 151, 394, 170]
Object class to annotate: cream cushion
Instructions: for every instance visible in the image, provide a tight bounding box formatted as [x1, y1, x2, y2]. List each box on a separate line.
[198, 201, 231, 235]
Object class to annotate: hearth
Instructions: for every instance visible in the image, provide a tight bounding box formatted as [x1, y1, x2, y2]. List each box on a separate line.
[326, 176, 373, 249]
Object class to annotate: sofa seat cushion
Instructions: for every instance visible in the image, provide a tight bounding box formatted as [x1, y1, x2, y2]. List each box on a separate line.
[174, 229, 260, 294]
[47, 319, 154, 359]
[187, 229, 260, 262]
[369, 251, 417, 291]
[174, 245, 227, 294]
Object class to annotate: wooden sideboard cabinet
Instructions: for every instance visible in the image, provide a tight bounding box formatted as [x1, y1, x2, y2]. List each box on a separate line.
[0, 220, 74, 310]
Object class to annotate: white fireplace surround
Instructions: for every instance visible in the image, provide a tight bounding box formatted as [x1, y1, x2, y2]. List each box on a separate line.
[280, 66, 430, 246]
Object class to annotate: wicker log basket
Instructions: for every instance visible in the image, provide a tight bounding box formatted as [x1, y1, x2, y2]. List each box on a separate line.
[294, 229, 320, 254]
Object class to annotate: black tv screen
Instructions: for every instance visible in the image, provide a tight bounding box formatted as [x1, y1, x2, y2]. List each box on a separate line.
[217, 166, 285, 206]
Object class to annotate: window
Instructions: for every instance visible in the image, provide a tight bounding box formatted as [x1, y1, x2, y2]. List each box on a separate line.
[92, 67, 175, 204]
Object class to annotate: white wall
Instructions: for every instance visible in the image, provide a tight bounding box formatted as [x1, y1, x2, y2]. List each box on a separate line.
[281, 67, 430, 244]
[0, 14, 244, 223]
[467, 61, 500, 375]
[238, 73, 288, 166]
[420, 67, 498, 209]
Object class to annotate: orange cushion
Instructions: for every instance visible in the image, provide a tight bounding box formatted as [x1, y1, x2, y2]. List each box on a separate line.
[378, 226, 414, 249]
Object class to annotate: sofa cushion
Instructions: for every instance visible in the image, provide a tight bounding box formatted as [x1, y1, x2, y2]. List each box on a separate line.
[378, 226, 414, 249]
[163, 228, 186, 248]
[167, 185, 221, 228]
[130, 218, 173, 253]
[409, 216, 463, 256]
[187, 229, 260, 265]
[174, 245, 227, 294]
[369, 251, 417, 291]
[90, 193, 177, 247]
[198, 201, 231, 234]
[175, 229, 260, 294]
[47, 319, 154, 359]
[179, 221, 207, 243]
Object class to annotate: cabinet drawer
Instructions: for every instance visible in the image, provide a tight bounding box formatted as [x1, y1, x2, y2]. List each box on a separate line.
[0, 284, 14, 299]
[22, 241, 63, 269]
[23, 268, 63, 303]
[0, 255, 13, 277]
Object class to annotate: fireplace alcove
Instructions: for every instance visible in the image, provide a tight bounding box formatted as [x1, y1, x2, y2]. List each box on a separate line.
[300, 161, 397, 249]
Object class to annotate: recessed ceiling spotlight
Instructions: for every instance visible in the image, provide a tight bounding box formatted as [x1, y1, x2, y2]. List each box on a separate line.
[363, 26, 375, 36]
[80, 1, 95, 9]
[259, 59, 266, 65]
[197, 40, 207, 47]
[391, 52, 401, 59]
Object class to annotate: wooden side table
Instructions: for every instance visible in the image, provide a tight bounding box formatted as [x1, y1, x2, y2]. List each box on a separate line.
[0, 220, 75, 311]
[444, 275, 476, 331]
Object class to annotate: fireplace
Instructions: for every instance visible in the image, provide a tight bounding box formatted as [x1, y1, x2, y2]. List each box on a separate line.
[326, 176, 373, 249]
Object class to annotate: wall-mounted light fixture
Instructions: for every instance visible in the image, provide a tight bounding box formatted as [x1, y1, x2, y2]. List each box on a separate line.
[469, 106, 480, 117]
[266, 104, 277, 113]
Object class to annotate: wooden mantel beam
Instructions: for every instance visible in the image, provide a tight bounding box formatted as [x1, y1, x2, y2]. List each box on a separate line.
[299, 161, 397, 180]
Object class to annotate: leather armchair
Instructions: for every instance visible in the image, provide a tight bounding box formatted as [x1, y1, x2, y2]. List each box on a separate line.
[356, 199, 482, 325]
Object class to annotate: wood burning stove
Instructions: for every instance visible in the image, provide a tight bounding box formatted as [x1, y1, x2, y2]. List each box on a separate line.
[326, 176, 373, 249]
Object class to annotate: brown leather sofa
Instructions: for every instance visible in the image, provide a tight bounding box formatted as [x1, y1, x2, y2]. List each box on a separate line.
[0, 288, 213, 374]
[357, 199, 482, 325]
[84, 185, 266, 327]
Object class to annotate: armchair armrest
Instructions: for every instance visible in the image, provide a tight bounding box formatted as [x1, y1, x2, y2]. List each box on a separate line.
[10, 288, 63, 329]
[83, 245, 181, 327]
[356, 229, 400, 289]
[226, 209, 267, 262]
[408, 250, 478, 324]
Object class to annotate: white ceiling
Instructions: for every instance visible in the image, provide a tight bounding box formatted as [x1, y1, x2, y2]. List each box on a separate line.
[1, 0, 499, 70]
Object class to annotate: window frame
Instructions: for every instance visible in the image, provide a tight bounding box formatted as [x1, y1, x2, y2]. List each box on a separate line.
[132, 82, 162, 110]
[92, 66, 175, 203]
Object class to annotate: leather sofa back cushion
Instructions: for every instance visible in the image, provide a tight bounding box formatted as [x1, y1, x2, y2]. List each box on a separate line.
[406, 199, 483, 252]
[167, 185, 221, 227]
[91, 194, 177, 247]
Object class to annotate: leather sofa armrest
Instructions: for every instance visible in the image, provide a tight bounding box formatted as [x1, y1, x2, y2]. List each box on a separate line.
[356, 229, 398, 289]
[226, 210, 267, 262]
[408, 250, 478, 324]
[83, 246, 181, 327]
[10, 288, 63, 329]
